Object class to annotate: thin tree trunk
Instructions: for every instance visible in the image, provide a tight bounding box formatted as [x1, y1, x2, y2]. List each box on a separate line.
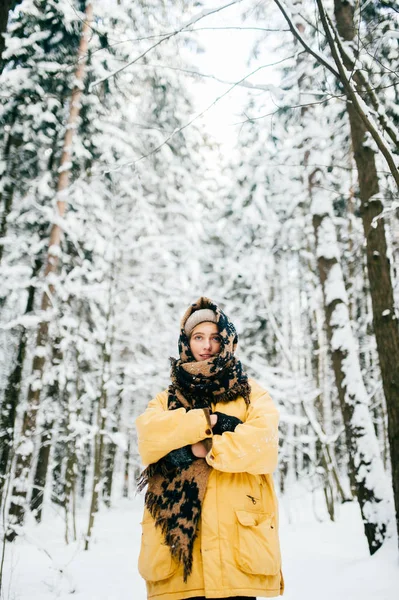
[311, 173, 392, 554]
[313, 305, 348, 510]
[103, 385, 123, 508]
[29, 424, 52, 521]
[85, 345, 110, 550]
[6, 3, 93, 541]
[85, 254, 117, 549]
[334, 0, 399, 548]
[123, 436, 131, 498]
[51, 398, 68, 508]
[80, 423, 92, 500]
[324, 444, 348, 504]
[0, 114, 21, 266]
[30, 339, 63, 521]
[0, 257, 42, 508]
[64, 444, 77, 544]
[65, 345, 84, 544]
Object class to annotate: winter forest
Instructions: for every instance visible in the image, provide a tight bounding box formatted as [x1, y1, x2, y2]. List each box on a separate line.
[0, 0, 398, 598]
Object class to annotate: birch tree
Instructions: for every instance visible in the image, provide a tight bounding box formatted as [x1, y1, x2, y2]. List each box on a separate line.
[6, 1, 93, 541]
[0, 0, 85, 506]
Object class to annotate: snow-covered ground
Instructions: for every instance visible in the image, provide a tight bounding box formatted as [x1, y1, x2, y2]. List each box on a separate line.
[2, 484, 399, 600]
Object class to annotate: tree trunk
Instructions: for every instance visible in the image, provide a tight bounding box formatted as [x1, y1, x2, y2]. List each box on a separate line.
[312, 303, 351, 507]
[85, 256, 117, 547]
[334, 0, 399, 548]
[64, 346, 84, 544]
[311, 172, 392, 554]
[29, 424, 52, 522]
[103, 389, 123, 508]
[51, 406, 68, 508]
[64, 442, 77, 544]
[0, 257, 41, 508]
[6, 3, 93, 542]
[0, 113, 22, 266]
[30, 339, 63, 521]
[123, 437, 131, 498]
[84, 354, 109, 550]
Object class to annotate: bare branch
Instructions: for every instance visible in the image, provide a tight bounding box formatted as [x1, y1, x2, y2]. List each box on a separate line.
[272, 0, 340, 79]
[138, 54, 296, 93]
[89, 0, 245, 90]
[315, 0, 399, 188]
[80, 25, 292, 64]
[187, 25, 289, 33]
[94, 62, 278, 176]
[321, 8, 399, 148]
[273, 0, 399, 188]
[234, 94, 343, 125]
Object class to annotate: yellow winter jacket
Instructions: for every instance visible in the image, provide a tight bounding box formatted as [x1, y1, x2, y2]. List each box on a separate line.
[136, 378, 284, 599]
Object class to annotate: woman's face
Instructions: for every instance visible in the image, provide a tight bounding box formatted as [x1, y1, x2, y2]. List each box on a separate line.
[189, 321, 221, 361]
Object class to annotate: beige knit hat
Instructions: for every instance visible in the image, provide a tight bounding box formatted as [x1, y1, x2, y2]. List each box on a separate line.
[184, 308, 218, 336]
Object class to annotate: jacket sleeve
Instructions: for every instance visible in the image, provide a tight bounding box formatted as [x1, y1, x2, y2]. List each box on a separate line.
[135, 391, 212, 466]
[205, 385, 279, 475]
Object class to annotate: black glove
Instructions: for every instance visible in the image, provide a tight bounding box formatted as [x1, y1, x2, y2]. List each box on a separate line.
[163, 445, 195, 469]
[211, 411, 243, 435]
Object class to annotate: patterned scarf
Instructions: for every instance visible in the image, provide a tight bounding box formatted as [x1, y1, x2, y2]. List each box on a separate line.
[137, 297, 251, 581]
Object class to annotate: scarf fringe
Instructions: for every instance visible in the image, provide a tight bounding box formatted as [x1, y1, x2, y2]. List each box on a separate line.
[145, 490, 198, 582]
[136, 461, 172, 493]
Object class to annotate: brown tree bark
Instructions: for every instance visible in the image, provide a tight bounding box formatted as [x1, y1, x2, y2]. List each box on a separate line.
[6, 3, 93, 542]
[334, 0, 399, 548]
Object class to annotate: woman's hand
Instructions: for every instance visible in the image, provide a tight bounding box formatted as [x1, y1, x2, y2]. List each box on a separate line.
[210, 413, 218, 427]
[191, 442, 208, 457]
[191, 414, 218, 457]
[211, 411, 243, 435]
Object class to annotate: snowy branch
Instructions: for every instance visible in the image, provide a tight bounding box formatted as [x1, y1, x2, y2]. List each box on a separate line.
[273, 0, 399, 189]
[272, 0, 340, 79]
[315, 0, 399, 188]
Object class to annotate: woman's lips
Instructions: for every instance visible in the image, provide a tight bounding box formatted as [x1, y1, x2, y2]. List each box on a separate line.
[200, 354, 212, 359]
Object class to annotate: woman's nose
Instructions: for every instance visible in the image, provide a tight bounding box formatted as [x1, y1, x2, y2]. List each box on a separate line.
[203, 339, 212, 349]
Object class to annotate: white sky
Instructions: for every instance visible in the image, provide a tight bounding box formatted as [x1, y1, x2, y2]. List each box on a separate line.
[181, 0, 283, 148]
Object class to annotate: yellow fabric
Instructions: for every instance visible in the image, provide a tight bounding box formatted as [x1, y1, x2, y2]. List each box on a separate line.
[136, 378, 284, 599]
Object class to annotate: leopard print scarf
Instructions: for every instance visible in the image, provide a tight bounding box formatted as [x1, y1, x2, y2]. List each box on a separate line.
[137, 297, 250, 581]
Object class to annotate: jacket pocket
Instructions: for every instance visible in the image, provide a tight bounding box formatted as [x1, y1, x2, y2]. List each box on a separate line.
[138, 519, 179, 582]
[234, 509, 281, 576]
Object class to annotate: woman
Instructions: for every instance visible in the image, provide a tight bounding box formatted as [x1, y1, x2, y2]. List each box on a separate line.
[136, 297, 284, 600]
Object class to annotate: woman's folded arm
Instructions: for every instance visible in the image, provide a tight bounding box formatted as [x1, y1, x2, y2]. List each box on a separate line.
[135, 391, 212, 466]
